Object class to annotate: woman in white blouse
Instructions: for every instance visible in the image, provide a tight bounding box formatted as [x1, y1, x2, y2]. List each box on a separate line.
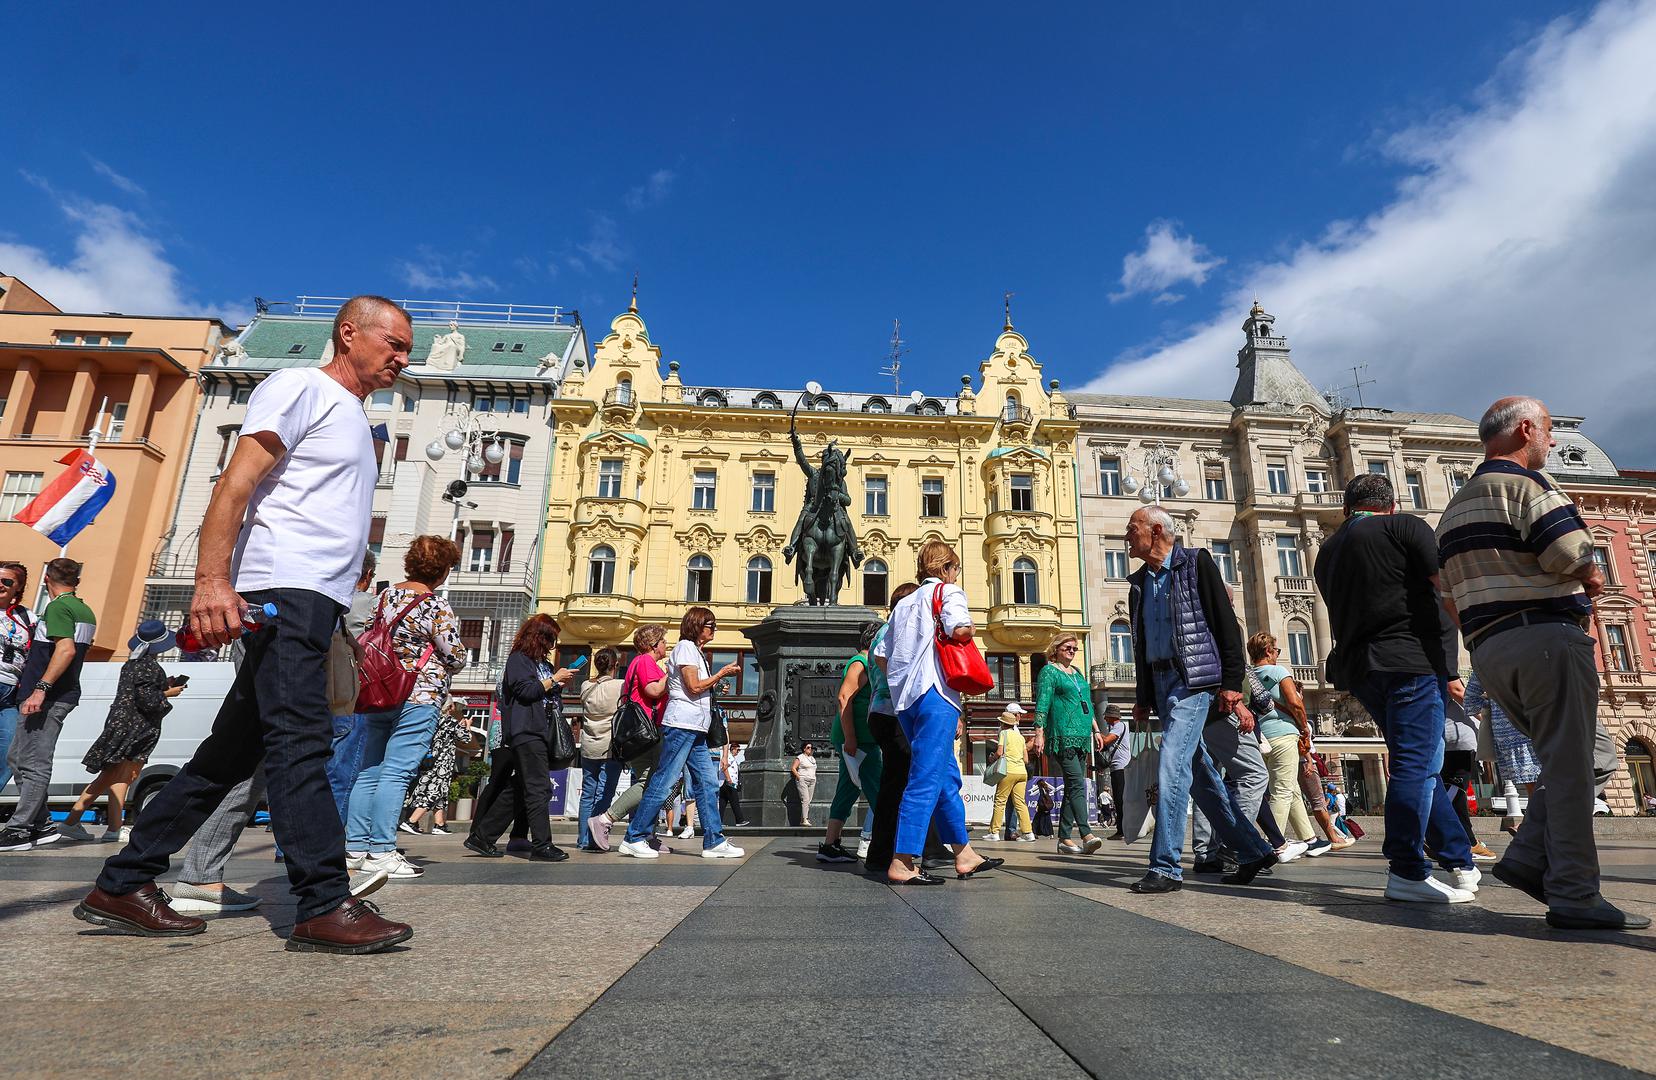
[872, 540, 1002, 885]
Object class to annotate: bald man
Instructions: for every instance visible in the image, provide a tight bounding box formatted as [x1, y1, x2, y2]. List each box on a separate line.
[79, 296, 422, 952]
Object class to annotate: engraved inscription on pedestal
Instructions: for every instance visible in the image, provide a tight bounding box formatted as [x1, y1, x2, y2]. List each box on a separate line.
[790, 671, 841, 750]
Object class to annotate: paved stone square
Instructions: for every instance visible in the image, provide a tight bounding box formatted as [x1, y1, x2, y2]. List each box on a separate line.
[0, 823, 1651, 1079]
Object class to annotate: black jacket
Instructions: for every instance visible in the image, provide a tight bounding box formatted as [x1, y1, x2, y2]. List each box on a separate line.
[500, 651, 552, 748]
[1128, 546, 1245, 709]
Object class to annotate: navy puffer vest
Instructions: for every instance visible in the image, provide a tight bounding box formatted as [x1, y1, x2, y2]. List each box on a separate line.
[1163, 546, 1222, 689]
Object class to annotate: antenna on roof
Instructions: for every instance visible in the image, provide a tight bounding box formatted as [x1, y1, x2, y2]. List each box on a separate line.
[1333, 363, 1377, 408]
[879, 319, 909, 398]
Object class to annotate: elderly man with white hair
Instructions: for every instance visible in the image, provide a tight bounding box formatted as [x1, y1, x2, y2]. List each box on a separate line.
[1124, 506, 1278, 893]
[1438, 396, 1647, 931]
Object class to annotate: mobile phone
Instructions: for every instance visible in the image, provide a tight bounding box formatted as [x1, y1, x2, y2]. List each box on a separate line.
[567, 655, 589, 671]
[168, 675, 190, 688]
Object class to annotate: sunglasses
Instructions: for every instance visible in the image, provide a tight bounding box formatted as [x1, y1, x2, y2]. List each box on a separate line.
[0, 578, 19, 588]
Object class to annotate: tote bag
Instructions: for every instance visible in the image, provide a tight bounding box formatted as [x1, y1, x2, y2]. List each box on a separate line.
[611, 663, 663, 762]
[984, 729, 1010, 784]
[1119, 729, 1162, 845]
[931, 584, 994, 696]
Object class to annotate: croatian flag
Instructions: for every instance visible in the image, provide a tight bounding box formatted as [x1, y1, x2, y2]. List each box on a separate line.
[15, 449, 118, 548]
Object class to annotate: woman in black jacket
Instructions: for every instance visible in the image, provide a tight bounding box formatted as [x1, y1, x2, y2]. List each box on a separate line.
[465, 615, 575, 861]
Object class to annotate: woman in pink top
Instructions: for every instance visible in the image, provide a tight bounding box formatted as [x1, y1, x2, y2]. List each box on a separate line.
[587, 625, 670, 851]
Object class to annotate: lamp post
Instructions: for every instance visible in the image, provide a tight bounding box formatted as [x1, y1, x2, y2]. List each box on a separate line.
[424, 404, 503, 558]
[1120, 441, 1189, 505]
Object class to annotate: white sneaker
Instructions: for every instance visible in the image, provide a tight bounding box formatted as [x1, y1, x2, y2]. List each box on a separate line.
[57, 822, 95, 842]
[168, 881, 264, 913]
[1277, 840, 1310, 864]
[702, 841, 745, 859]
[397, 821, 420, 835]
[363, 851, 422, 879]
[346, 851, 367, 871]
[857, 838, 870, 859]
[618, 838, 660, 860]
[676, 825, 695, 839]
[1385, 871, 1475, 903]
[1017, 833, 1038, 843]
[1447, 866, 1482, 893]
[978, 831, 1001, 842]
[349, 868, 390, 899]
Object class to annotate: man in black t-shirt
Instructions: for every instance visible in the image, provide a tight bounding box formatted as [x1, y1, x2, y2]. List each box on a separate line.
[1315, 474, 1478, 904]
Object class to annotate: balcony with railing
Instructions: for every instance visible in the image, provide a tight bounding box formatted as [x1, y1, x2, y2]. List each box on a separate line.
[559, 593, 642, 641]
[1090, 662, 1137, 686]
[1297, 491, 1345, 515]
[986, 603, 1062, 649]
[1291, 663, 1321, 687]
[448, 561, 537, 594]
[1275, 575, 1314, 595]
[1000, 403, 1034, 427]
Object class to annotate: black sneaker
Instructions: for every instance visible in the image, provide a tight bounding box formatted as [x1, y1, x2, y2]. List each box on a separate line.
[0, 826, 35, 851]
[1191, 859, 1225, 875]
[816, 842, 856, 863]
[29, 824, 62, 848]
[528, 842, 570, 862]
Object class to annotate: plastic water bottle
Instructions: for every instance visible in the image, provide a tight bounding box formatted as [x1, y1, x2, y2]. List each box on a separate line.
[240, 602, 279, 631]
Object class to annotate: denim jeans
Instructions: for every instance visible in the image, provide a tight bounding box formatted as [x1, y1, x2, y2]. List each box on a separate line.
[345, 702, 440, 854]
[325, 713, 368, 824]
[622, 726, 726, 849]
[1148, 668, 1274, 880]
[0, 697, 19, 794]
[98, 587, 350, 923]
[895, 688, 968, 856]
[577, 755, 622, 847]
[1351, 671, 1473, 880]
[1191, 717, 1270, 860]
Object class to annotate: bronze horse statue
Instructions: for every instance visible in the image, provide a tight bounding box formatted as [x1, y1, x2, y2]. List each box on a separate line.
[782, 397, 862, 605]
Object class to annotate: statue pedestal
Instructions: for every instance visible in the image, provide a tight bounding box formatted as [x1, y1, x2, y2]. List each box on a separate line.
[740, 604, 883, 826]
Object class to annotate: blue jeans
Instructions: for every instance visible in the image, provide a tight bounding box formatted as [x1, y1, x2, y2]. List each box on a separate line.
[325, 713, 368, 824]
[345, 702, 440, 854]
[895, 688, 969, 856]
[0, 698, 19, 794]
[622, 726, 726, 849]
[577, 755, 622, 847]
[1148, 668, 1275, 880]
[1351, 672, 1473, 880]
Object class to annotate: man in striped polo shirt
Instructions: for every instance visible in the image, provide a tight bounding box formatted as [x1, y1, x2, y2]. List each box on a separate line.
[1438, 396, 1647, 932]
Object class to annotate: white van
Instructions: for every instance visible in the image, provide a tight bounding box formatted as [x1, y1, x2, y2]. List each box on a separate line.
[1, 661, 239, 819]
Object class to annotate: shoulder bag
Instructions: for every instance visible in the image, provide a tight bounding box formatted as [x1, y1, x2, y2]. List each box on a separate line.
[355, 592, 435, 712]
[546, 686, 578, 769]
[611, 662, 664, 762]
[932, 584, 994, 696]
[984, 729, 1010, 784]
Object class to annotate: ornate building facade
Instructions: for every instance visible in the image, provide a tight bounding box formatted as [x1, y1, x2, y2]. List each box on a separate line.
[539, 301, 1088, 731]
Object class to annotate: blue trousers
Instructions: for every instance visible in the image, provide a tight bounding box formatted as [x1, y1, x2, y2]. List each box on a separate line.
[894, 688, 968, 856]
[622, 726, 726, 849]
[1351, 672, 1473, 879]
[1148, 668, 1275, 880]
[345, 702, 440, 854]
[0, 696, 18, 794]
[577, 755, 622, 847]
[325, 713, 368, 824]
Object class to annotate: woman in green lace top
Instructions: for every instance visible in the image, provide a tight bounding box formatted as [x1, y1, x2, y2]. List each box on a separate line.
[1030, 633, 1104, 855]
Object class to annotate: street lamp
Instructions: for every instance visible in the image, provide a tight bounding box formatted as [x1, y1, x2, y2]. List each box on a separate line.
[1120, 441, 1189, 505]
[425, 405, 502, 546]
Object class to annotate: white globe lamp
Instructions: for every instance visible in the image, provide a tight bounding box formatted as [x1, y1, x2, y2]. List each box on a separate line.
[1122, 474, 1141, 495]
[1173, 478, 1191, 498]
[444, 429, 466, 451]
[425, 441, 445, 462]
[483, 438, 506, 465]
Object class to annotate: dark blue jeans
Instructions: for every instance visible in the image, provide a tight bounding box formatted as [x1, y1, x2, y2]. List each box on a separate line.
[326, 713, 369, 824]
[577, 755, 622, 848]
[98, 588, 351, 922]
[1351, 671, 1473, 880]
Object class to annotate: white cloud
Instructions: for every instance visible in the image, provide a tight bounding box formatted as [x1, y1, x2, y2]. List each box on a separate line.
[1110, 221, 1223, 303]
[1087, 0, 1656, 462]
[623, 168, 676, 211]
[85, 155, 146, 198]
[576, 213, 628, 273]
[0, 176, 213, 317]
[395, 247, 498, 294]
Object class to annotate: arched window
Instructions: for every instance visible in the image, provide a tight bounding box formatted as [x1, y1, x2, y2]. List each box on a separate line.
[753, 392, 782, 410]
[811, 394, 837, 412]
[918, 398, 943, 416]
[686, 553, 713, 603]
[1109, 620, 1133, 666]
[746, 556, 772, 604]
[1286, 620, 1314, 667]
[587, 545, 616, 594]
[863, 396, 891, 414]
[1627, 738, 1655, 813]
[1002, 391, 1022, 422]
[1012, 557, 1039, 605]
[862, 559, 889, 607]
[697, 389, 728, 408]
[615, 377, 633, 405]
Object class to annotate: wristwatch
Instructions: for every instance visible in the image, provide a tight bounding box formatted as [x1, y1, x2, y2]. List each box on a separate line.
[33, 680, 54, 695]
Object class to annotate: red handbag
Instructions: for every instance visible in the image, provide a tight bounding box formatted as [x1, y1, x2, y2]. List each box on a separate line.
[931, 583, 994, 695]
[355, 592, 436, 712]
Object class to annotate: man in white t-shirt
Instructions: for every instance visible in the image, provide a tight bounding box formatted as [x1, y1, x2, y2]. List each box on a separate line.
[80, 296, 416, 954]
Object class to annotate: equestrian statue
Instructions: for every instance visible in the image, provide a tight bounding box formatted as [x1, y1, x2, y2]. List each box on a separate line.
[781, 396, 863, 605]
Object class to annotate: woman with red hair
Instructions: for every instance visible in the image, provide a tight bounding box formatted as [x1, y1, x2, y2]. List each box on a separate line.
[465, 614, 576, 861]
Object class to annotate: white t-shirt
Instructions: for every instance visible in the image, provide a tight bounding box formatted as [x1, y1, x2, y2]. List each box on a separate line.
[872, 579, 972, 713]
[230, 368, 376, 607]
[726, 746, 744, 785]
[663, 637, 713, 733]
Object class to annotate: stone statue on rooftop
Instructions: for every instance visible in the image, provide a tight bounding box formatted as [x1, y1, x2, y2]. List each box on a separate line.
[427, 320, 466, 371]
[216, 339, 248, 366]
[783, 393, 863, 605]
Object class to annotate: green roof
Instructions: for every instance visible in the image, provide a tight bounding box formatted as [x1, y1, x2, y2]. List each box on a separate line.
[987, 446, 1048, 459]
[238, 315, 575, 369]
[584, 431, 650, 447]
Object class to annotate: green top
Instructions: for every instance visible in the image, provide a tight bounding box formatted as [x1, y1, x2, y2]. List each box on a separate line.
[1253, 664, 1299, 740]
[21, 591, 97, 707]
[1036, 663, 1093, 749]
[830, 653, 874, 748]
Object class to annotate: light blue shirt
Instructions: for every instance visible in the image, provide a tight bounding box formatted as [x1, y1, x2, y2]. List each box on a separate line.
[1142, 565, 1174, 662]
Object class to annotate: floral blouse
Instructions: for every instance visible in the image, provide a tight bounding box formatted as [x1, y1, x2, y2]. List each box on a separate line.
[373, 586, 467, 707]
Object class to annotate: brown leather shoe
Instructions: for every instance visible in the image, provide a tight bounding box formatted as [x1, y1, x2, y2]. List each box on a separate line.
[73, 884, 206, 937]
[286, 897, 413, 954]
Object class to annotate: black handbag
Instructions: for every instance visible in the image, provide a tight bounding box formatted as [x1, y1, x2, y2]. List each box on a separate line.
[546, 694, 577, 770]
[707, 701, 729, 748]
[611, 664, 663, 762]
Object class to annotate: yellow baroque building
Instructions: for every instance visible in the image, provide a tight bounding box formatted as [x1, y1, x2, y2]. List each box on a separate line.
[540, 302, 1088, 725]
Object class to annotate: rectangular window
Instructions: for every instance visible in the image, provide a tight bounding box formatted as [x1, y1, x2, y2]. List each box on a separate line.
[215, 427, 241, 472]
[921, 477, 944, 518]
[1287, 628, 1314, 667]
[54, 332, 76, 344]
[1276, 534, 1303, 578]
[1406, 471, 1426, 510]
[598, 459, 623, 499]
[1103, 540, 1129, 580]
[1, 471, 44, 520]
[108, 334, 129, 347]
[498, 529, 515, 572]
[1591, 545, 1612, 582]
[1098, 456, 1121, 496]
[459, 619, 485, 666]
[1305, 468, 1330, 494]
[401, 392, 416, 413]
[368, 388, 394, 410]
[865, 476, 888, 517]
[514, 397, 529, 414]
[469, 528, 496, 572]
[1211, 540, 1237, 584]
[1203, 468, 1227, 501]
[751, 472, 776, 513]
[367, 515, 387, 558]
[471, 394, 492, 413]
[1368, 460, 1390, 477]
[232, 385, 253, 405]
[692, 469, 717, 510]
[1010, 474, 1034, 512]
[105, 401, 129, 442]
[1448, 471, 1467, 496]
[393, 435, 409, 462]
[1266, 458, 1291, 495]
[986, 654, 1020, 701]
[1604, 624, 1632, 671]
[506, 441, 524, 485]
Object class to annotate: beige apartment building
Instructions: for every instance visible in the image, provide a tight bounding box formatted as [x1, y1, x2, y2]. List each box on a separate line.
[0, 277, 229, 659]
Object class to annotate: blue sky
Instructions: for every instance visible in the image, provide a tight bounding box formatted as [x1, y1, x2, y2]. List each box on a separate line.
[6, 2, 1655, 459]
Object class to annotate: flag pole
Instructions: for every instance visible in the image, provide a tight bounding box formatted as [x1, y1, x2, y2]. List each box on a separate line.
[58, 397, 110, 558]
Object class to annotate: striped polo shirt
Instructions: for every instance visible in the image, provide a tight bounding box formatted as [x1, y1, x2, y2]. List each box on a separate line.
[1436, 459, 1593, 643]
